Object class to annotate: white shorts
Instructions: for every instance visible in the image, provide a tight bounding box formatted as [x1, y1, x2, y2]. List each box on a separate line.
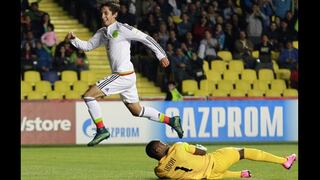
[96, 73, 139, 103]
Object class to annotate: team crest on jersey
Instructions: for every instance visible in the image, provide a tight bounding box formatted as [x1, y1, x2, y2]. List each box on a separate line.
[112, 30, 119, 38]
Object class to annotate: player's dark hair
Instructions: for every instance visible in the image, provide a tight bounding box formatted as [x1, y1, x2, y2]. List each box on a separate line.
[100, 0, 120, 15]
[145, 140, 161, 159]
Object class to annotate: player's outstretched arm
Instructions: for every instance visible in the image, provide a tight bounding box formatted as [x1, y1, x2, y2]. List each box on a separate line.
[194, 144, 207, 155]
[67, 29, 104, 51]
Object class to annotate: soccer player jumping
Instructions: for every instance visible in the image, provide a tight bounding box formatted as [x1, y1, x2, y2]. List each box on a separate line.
[66, 0, 184, 146]
[146, 140, 296, 179]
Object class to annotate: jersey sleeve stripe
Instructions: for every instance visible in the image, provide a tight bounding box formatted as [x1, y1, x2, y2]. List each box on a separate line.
[146, 36, 167, 57]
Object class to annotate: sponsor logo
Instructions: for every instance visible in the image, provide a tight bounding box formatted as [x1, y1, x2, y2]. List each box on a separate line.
[21, 117, 71, 132]
[82, 118, 96, 138]
[81, 118, 140, 138]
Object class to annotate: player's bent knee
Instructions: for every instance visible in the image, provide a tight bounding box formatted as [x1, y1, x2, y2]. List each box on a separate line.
[237, 148, 245, 160]
[131, 110, 140, 117]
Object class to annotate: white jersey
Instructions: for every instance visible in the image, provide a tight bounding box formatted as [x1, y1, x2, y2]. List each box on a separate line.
[70, 21, 167, 73]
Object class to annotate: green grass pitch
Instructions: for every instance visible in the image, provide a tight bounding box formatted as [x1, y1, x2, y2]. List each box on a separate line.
[21, 143, 298, 180]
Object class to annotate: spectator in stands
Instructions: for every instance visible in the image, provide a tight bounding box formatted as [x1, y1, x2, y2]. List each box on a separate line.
[231, 14, 246, 33]
[141, 0, 157, 16]
[198, 30, 220, 66]
[157, 0, 174, 21]
[165, 81, 183, 101]
[186, 2, 199, 25]
[233, 30, 256, 69]
[21, 42, 37, 73]
[224, 22, 236, 52]
[278, 20, 295, 49]
[207, 5, 217, 26]
[70, 49, 89, 73]
[265, 22, 280, 51]
[117, 3, 136, 26]
[41, 24, 58, 53]
[153, 5, 167, 22]
[139, 13, 159, 35]
[25, 2, 46, 38]
[246, 4, 267, 46]
[158, 22, 169, 49]
[40, 13, 53, 35]
[52, 46, 72, 72]
[171, 48, 193, 91]
[166, 16, 178, 32]
[21, 13, 33, 36]
[254, 34, 274, 71]
[214, 24, 226, 50]
[21, 31, 37, 49]
[259, 0, 274, 28]
[167, 30, 180, 50]
[35, 41, 52, 73]
[177, 13, 192, 39]
[284, 11, 296, 33]
[278, 40, 298, 71]
[193, 16, 210, 43]
[186, 52, 206, 84]
[183, 32, 198, 53]
[272, 0, 292, 19]
[223, 0, 238, 21]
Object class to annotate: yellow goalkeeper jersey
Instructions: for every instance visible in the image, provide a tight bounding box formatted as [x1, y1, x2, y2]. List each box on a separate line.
[154, 142, 214, 179]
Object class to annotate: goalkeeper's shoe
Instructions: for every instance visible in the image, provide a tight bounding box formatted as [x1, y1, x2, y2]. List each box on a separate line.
[169, 116, 184, 139]
[282, 154, 297, 169]
[87, 127, 110, 147]
[240, 170, 252, 178]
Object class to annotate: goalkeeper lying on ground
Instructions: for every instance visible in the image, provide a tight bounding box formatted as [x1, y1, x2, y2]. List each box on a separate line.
[145, 140, 296, 179]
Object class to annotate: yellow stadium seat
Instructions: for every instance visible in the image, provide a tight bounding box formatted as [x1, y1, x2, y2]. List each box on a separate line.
[21, 81, 33, 94]
[46, 91, 64, 100]
[194, 90, 210, 97]
[217, 51, 232, 61]
[205, 70, 222, 83]
[182, 79, 198, 95]
[223, 70, 239, 83]
[24, 71, 41, 85]
[230, 89, 247, 97]
[293, 41, 298, 49]
[241, 69, 257, 83]
[211, 61, 227, 73]
[211, 89, 229, 97]
[271, 50, 280, 60]
[247, 89, 264, 97]
[203, 61, 209, 73]
[171, 15, 182, 24]
[235, 80, 251, 91]
[252, 51, 259, 59]
[276, 69, 291, 80]
[34, 81, 52, 95]
[27, 91, 44, 100]
[65, 91, 82, 99]
[73, 81, 89, 95]
[217, 80, 234, 92]
[54, 81, 70, 94]
[265, 90, 282, 97]
[81, 71, 96, 85]
[283, 89, 298, 97]
[200, 79, 215, 92]
[253, 80, 270, 91]
[61, 70, 78, 86]
[228, 60, 244, 73]
[270, 79, 287, 91]
[258, 69, 275, 82]
[272, 60, 279, 72]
